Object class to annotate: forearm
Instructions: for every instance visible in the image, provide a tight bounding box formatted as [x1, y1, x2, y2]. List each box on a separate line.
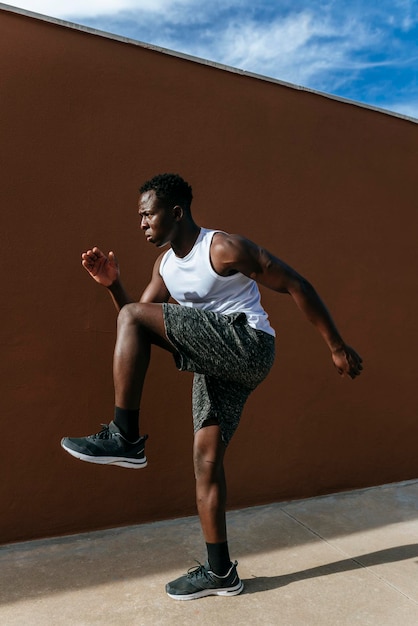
[106, 279, 134, 312]
[289, 279, 344, 352]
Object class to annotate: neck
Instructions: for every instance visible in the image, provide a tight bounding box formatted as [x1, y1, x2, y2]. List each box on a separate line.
[171, 220, 201, 258]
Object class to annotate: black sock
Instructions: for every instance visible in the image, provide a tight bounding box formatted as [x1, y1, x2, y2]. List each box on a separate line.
[113, 406, 140, 442]
[206, 541, 231, 576]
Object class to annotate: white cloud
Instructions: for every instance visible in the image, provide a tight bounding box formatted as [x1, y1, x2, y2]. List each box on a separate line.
[7, 0, 418, 118]
[220, 12, 321, 67]
[7, 0, 190, 18]
[167, 11, 386, 91]
[391, 0, 418, 30]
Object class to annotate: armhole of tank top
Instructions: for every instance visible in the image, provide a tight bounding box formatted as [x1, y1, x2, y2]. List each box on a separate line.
[207, 230, 224, 278]
[208, 230, 244, 281]
[158, 249, 171, 277]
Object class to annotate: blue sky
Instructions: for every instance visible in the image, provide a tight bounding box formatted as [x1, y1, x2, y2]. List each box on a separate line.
[7, 0, 418, 119]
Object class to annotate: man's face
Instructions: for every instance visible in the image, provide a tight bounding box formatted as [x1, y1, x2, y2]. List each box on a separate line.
[138, 190, 176, 248]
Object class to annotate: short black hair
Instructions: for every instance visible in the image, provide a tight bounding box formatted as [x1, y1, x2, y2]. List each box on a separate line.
[139, 173, 193, 211]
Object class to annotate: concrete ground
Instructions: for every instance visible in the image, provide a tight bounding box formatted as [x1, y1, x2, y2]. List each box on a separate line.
[1, 480, 418, 626]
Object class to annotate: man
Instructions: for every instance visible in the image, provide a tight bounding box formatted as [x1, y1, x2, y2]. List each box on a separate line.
[62, 173, 363, 601]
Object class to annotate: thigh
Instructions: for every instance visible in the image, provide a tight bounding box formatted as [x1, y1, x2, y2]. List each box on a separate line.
[162, 304, 275, 387]
[192, 373, 252, 446]
[121, 302, 176, 353]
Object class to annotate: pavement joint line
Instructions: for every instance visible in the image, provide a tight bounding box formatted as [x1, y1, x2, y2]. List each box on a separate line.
[348, 558, 418, 605]
[280, 507, 418, 605]
[279, 506, 357, 554]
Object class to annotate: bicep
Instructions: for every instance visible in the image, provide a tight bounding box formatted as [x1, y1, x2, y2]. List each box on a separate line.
[221, 234, 304, 294]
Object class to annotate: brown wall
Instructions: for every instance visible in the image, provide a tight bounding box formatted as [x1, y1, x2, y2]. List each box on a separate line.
[1, 8, 417, 544]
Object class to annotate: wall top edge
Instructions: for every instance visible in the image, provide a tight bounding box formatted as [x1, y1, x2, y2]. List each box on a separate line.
[1, 2, 417, 125]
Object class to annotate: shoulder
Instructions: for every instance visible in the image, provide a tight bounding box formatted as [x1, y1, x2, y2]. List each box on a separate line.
[210, 232, 259, 275]
[211, 232, 256, 259]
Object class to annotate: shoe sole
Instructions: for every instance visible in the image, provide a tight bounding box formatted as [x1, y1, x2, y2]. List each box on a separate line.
[166, 580, 244, 601]
[61, 440, 147, 469]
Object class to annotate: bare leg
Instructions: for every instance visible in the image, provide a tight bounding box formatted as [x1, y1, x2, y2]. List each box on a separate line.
[193, 424, 227, 543]
[113, 302, 175, 409]
[166, 426, 242, 597]
[60, 302, 175, 464]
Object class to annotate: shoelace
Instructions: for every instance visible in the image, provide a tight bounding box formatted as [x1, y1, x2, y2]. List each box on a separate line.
[91, 424, 114, 440]
[90, 425, 148, 444]
[186, 562, 211, 581]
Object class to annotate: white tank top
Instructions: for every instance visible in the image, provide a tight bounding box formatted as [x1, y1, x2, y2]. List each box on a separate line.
[159, 228, 275, 336]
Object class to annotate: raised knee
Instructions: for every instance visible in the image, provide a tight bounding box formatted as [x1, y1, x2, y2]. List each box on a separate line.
[117, 303, 141, 327]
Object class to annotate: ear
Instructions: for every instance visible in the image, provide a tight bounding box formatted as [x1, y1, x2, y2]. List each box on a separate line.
[173, 205, 184, 221]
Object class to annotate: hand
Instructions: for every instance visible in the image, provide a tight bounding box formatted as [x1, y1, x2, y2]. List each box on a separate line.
[332, 345, 363, 379]
[81, 247, 119, 287]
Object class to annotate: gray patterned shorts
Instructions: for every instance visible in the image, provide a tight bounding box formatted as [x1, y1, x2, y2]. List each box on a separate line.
[162, 303, 275, 445]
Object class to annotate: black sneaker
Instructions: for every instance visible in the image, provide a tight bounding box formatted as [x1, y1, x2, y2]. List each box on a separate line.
[165, 561, 243, 600]
[61, 422, 148, 469]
